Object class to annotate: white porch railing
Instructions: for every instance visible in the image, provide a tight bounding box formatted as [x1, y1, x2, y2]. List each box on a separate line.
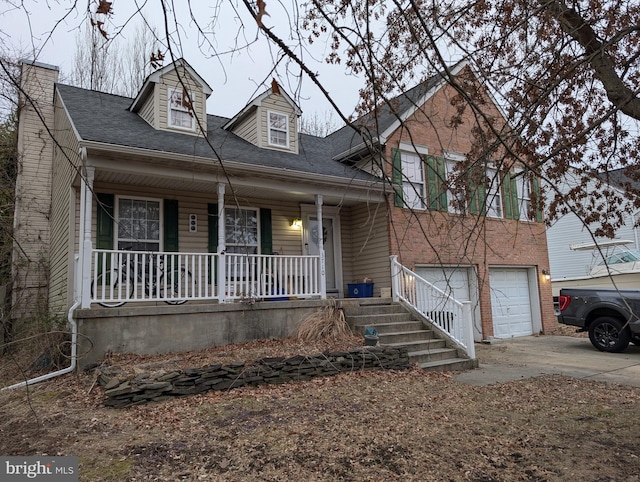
[90, 249, 321, 306]
[390, 256, 476, 359]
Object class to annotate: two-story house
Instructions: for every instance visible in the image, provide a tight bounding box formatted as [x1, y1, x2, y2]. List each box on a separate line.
[14, 58, 555, 368]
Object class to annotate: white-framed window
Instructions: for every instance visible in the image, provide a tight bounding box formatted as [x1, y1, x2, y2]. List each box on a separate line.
[116, 196, 161, 251]
[401, 150, 426, 210]
[268, 111, 289, 147]
[515, 168, 532, 221]
[225, 207, 260, 279]
[168, 88, 194, 131]
[225, 207, 259, 255]
[485, 168, 503, 218]
[444, 151, 467, 214]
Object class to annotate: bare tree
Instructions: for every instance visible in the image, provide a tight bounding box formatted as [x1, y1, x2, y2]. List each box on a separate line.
[299, 110, 339, 136]
[69, 22, 121, 93]
[69, 20, 158, 97]
[284, 0, 640, 235]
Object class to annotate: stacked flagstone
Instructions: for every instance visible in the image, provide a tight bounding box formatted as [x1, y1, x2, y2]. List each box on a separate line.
[100, 346, 410, 408]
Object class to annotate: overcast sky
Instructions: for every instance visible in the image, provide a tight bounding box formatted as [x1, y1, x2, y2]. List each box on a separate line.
[1, 0, 363, 121]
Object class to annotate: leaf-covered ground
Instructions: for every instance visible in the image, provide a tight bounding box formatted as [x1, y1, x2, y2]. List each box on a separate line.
[1, 337, 639, 481]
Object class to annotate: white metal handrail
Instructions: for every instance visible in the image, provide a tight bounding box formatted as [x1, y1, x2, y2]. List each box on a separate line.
[225, 253, 320, 300]
[90, 249, 321, 305]
[390, 256, 475, 359]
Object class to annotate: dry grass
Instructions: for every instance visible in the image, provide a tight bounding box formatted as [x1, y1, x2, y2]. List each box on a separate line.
[295, 299, 353, 342]
[0, 357, 638, 481]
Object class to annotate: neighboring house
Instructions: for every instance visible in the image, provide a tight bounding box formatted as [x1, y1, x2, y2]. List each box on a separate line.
[14, 58, 555, 366]
[546, 167, 640, 294]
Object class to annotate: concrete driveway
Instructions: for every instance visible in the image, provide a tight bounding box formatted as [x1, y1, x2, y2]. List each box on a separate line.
[454, 335, 640, 387]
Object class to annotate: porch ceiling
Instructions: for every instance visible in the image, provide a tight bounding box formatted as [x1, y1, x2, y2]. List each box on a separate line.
[92, 161, 386, 207]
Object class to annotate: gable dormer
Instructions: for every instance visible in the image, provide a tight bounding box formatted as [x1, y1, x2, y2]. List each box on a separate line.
[129, 58, 212, 136]
[223, 80, 302, 154]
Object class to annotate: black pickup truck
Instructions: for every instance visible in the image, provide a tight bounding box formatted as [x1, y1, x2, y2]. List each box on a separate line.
[557, 288, 640, 352]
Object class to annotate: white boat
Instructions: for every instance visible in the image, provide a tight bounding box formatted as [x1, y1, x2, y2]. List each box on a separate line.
[551, 240, 640, 296]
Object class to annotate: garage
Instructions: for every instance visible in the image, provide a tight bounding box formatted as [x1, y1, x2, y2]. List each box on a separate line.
[489, 268, 533, 338]
[416, 266, 481, 340]
[416, 266, 471, 302]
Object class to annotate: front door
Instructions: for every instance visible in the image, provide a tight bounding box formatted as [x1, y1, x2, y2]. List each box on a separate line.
[302, 206, 343, 297]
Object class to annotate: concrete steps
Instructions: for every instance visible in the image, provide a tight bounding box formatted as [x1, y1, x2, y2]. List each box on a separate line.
[344, 298, 477, 372]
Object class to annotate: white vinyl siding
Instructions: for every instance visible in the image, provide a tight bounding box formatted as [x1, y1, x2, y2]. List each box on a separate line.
[545, 171, 640, 279]
[15, 63, 60, 316]
[234, 115, 258, 145]
[342, 203, 391, 296]
[49, 92, 82, 312]
[260, 94, 298, 153]
[139, 93, 155, 127]
[89, 186, 305, 257]
[157, 66, 206, 135]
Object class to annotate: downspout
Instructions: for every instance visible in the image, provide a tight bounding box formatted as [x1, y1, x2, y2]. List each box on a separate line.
[1, 148, 89, 391]
[1, 297, 79, 391]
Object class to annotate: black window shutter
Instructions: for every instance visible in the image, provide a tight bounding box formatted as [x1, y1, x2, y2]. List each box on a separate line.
[164, 199, 179, 252]
[392, 148, 404, 207]
[96, 193, 114, 249]
[260, 208, 273, 254]
[208, 203, 218, 253]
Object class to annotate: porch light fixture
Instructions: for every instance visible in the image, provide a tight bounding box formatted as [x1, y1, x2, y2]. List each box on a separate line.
[542, 269, 551, 281]
[291, 217, 302, 229]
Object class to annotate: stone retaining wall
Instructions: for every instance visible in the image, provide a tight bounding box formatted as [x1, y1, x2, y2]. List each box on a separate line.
[101, 346, 410, 408]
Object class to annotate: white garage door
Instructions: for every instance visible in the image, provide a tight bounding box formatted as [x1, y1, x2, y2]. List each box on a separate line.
[489, 268, 533, 338]
[416, 267, 471, 302]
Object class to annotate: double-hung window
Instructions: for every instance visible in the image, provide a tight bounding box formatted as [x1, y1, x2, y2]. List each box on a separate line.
[516, 170, 532, 221]
[225, 207, 259, 254]
[444, 153, 465, 214]
[168, 88, 194, 130]
[225, 207, 259, 280]
[268, 111, 289, 148]
[485, 168, 503, 218]
[401, 151, 426, 209]
[116, 197, 161, 251]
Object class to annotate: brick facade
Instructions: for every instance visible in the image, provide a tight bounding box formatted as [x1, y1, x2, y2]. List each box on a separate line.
[384, 74, 556, 338]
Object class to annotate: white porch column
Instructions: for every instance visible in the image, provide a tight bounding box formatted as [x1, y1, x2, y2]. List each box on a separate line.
[80, 162, 94, 309]
[216, 183, 227, 303]
[316, 194, 326, 299]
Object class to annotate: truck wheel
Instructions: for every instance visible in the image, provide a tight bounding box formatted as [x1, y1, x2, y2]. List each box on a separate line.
[588, 317, 630, 353]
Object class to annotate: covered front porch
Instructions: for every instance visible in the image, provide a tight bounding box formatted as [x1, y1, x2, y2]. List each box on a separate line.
[66, 149, 475, 369]
[68, 148, 392, 312]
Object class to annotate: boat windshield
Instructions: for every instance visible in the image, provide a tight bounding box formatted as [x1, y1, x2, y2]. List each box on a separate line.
[598, 250, 640, 266]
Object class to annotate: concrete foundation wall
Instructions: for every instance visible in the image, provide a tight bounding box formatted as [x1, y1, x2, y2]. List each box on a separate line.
[75, 299, 364, 369]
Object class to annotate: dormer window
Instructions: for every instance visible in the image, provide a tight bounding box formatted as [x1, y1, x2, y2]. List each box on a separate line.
[168, 88, 194, 131]
[268, 111, 289, 148]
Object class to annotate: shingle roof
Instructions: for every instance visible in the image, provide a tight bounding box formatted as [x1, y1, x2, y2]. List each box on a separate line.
[600, 167, 640, 191]
[327, 73, 445, 159]
[56, 83, 379, 182]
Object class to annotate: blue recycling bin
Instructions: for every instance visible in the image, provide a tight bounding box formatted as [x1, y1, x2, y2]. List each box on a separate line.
[348, 282, 374, 298]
